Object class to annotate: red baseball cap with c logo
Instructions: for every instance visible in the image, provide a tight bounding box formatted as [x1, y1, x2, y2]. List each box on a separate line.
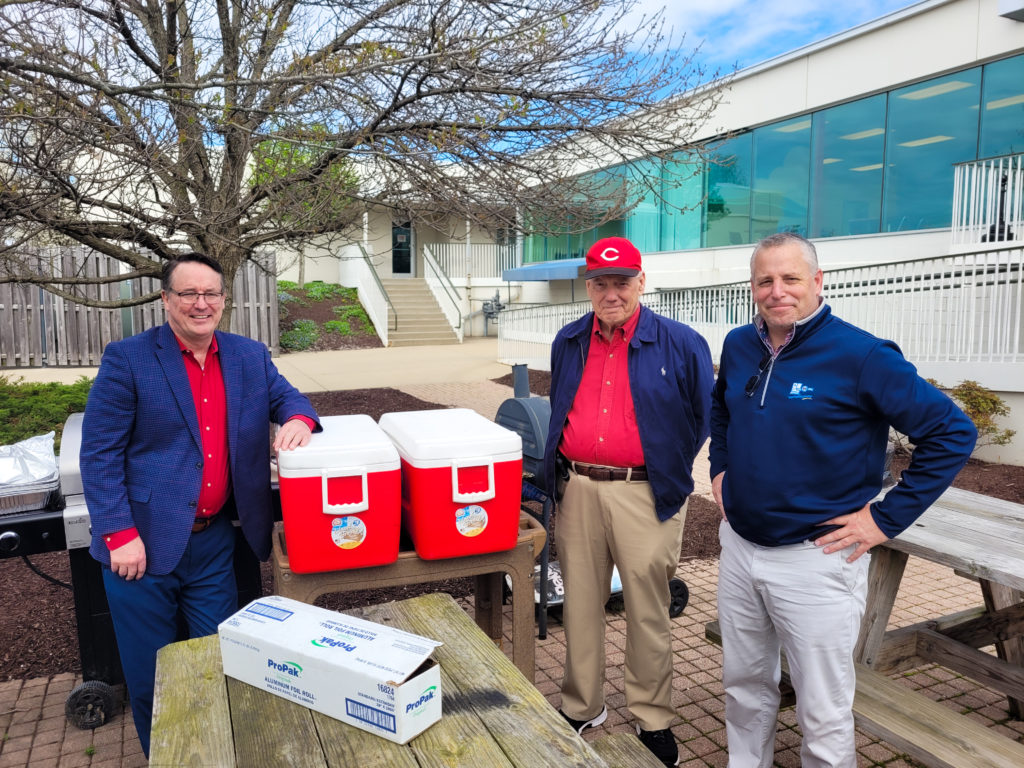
[583, 237, 642, 279]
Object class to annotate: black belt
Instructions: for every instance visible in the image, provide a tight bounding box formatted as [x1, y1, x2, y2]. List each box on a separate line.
[571, 462, 648, 482]
[191, 514, 219, 533]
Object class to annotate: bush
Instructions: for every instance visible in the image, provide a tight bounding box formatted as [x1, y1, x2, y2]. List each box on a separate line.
[279, 319, 320, 351]
[898, 379, 1016, 456]
[278, 280, 298, 290]
[947, 379, 1015, 450]
[0, 375, 92, 451]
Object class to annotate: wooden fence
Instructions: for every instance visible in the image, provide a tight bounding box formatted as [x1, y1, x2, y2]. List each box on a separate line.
[0, 247, 279, 368]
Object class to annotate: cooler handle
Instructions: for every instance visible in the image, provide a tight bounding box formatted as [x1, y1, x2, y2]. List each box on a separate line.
[451, 459, 495, 503]
[321, 467, 369, 514]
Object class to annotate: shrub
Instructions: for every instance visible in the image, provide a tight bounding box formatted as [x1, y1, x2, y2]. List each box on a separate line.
[898, 379, 1016, 456]
[947, 380, 1015, 450]
[0, 375, 92, 451]
[280, 319, 320, 351]
[278, 280, 298, 290]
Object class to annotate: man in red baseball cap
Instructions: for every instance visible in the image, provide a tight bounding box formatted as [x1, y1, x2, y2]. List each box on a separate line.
[543, 236, 714, 766]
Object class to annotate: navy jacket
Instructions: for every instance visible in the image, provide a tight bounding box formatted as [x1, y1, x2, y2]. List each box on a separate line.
[543, 306, 714, 521]
[81, 323, 321, 574]
[710, 305, 976, 546]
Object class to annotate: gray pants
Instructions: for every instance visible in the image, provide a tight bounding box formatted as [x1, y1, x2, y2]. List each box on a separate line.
[717, 519, 869, 768]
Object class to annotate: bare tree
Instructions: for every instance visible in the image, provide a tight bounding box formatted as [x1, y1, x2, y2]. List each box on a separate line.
[0, 0, 718, 326]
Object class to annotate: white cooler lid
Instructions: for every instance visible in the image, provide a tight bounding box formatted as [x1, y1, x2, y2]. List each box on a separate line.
[276, 414, 399, 473]
[379, 408, 522, 463]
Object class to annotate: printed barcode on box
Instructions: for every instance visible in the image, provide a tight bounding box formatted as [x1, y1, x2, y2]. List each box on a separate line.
[244, 602, 294, 622]
[346, 699, 396, 733]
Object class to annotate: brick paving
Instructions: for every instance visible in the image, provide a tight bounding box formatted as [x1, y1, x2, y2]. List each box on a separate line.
[2, 377, 1022, 766]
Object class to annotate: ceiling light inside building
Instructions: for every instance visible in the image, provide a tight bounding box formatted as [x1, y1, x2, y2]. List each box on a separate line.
[898, 81, 974, 100]
[898, 135, 955, 147]
[840, 128, 885, 141]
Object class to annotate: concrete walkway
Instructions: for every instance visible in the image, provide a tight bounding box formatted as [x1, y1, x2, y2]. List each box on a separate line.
[1, 341, 1021, 766]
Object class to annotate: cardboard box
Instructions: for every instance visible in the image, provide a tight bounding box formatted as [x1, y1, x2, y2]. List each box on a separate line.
[378, 408, 522, 559]
[219, 595, 442, 744]
[277, 414, 401, 573]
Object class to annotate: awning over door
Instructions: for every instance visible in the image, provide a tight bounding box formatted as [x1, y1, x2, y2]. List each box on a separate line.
[502, 258, 586, 281]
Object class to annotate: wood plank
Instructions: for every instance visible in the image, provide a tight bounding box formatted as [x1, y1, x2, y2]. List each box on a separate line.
[981, 582, 1024, 718]
[885, 488, 1024, 594]
[309, 709, 420, 768]
[855, 547, 908, 668]
[591, 733, 665, 768]
[915, 628, 1024, 703]
[150, 636, 235, 768]
[226, 677, 327, 768]
[870, 606, 989, 673]
[354, 593, 604, 768]
[853, 664, 1024, 768]
[938, 600, 1024, 650]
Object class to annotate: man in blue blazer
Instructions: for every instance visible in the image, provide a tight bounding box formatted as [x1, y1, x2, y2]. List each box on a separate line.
[81, 253, 320, 755]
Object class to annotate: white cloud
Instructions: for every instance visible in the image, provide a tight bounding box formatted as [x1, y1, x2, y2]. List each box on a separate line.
[621, 0, 920, 73]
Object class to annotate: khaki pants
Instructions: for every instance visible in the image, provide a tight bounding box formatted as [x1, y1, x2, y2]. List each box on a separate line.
[555, 470, 686, 730]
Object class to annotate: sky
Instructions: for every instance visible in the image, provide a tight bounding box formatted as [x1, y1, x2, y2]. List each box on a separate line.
[623, 0, 924, 76]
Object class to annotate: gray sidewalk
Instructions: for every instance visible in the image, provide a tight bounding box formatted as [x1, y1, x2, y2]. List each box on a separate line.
[1, 342, 1020, 766]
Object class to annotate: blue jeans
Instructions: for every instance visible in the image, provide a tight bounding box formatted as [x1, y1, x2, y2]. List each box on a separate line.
[101, 514, 237, 756]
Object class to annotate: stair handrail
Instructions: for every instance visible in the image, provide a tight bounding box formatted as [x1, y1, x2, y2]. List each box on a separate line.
[355, 243, 397, 347]
[423, 243, 464, 343]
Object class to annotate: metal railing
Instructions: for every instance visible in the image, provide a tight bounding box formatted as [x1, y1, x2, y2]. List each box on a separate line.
[952, 154, 1024, 250]
[354, 244, 396, 347]
[498, 246, 1024, 377]
[422, 244, 464, 342]
[426, 242, 519, 279]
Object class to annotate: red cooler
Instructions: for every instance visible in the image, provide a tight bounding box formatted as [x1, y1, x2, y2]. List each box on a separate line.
[277, 414, 401, 573]
[379, 408, 523, 560]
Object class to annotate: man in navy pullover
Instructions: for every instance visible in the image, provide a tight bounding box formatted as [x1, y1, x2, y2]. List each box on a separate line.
[544, 237, 713, 767]
[710, 232, 976, 767]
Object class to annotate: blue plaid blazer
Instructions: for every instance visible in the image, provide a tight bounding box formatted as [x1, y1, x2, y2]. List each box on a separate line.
[80, 323, 320, 575]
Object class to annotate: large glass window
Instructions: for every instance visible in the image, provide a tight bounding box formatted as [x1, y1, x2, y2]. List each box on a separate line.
[751, 117, 811, 239]
[809, 95, 886, 237]
[624, 158, 661, 253]
[660, 153, 704, 251]
[704, 134, 752, 247]
[980, 54, 1024, 157]
[884, 70, 981, 231]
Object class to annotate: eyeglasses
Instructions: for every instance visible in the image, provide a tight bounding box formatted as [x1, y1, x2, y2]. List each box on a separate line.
[169, 290, 225, 305]
[744, 353, 772, 398]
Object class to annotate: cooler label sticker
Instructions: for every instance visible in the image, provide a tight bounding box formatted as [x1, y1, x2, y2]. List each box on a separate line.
[455, 505, 488, 537]
[331, 516, 367, 549]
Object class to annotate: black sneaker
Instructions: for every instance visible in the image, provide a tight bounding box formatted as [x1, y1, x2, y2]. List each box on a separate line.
[636, 724, 679, 767]
[559, 705, 608, 735]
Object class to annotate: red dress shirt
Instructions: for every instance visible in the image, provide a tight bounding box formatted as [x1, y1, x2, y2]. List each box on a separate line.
[104, 334, 314, 550]
[559, 308, 645, 468]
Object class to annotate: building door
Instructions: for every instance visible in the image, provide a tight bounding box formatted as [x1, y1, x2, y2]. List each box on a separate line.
[392, 222, 413, 276]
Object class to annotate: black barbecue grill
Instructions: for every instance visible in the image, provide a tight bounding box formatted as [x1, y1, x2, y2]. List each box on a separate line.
[495, 365, 555, 637]
[4, 412, 271, 731]
[0, 413, 124, 729]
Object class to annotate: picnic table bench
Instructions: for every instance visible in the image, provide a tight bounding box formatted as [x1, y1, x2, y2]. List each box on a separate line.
[707, 487, 1024, 768]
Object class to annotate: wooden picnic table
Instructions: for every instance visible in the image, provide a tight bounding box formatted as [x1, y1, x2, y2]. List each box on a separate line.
[148, 591, 662, 768]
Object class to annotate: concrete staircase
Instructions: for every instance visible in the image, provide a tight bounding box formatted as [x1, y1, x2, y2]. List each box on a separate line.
[380, 278, 461, 346]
